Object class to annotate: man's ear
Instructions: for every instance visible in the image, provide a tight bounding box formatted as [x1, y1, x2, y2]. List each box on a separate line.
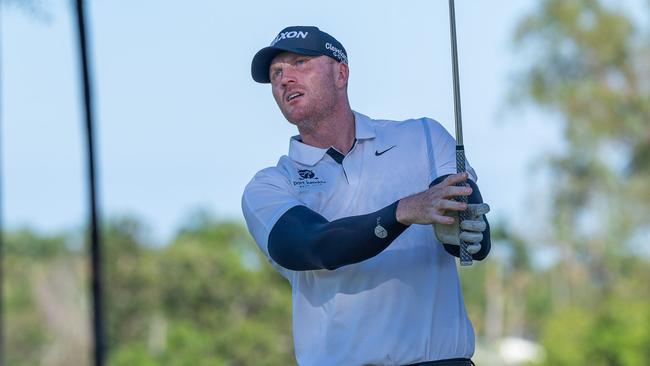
[335, 62, 349, 88]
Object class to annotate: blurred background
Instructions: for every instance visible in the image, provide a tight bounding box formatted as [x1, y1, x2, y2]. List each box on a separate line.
[2, 0, 649, 365]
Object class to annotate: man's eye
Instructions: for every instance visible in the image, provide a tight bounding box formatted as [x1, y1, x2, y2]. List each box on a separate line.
[272, 69, 282, 80]
[295, 59, 307, 66]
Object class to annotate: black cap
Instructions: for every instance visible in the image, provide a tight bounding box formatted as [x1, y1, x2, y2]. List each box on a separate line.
[251, 26, 348, 83]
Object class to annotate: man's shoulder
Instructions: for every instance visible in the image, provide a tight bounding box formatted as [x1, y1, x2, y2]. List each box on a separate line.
[246, 157, 294, 186]
[362, 113, 444, 129]
[360, 113, 448, 137]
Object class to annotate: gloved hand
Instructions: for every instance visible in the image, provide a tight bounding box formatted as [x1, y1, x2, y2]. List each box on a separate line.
[434, 203, 490, 254]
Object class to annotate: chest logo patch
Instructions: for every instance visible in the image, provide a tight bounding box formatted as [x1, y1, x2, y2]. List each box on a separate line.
[293, 169, 327, 188]
[375, 145, 397, 156]
[298, 169, 316, 180]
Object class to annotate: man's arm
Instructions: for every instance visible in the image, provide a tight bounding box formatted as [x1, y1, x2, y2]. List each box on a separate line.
[268, 202, 407, 271]
[268, 173, 473, 271]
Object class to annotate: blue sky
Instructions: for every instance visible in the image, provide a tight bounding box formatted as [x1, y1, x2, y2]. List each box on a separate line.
[3, 0, 568, 243]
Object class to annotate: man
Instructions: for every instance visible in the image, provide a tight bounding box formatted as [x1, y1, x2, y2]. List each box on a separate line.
[242, 26, 491, 366]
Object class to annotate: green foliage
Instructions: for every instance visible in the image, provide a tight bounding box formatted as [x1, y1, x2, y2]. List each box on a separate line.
[154, 217, 293, 365]
[589, 297, 650, 365]
[510, 0, 650, 364]
[4, 255, 48, 366]
[3, 217, 294, 365]
[103, 217, 160, 348]
[3, 229, 75, 365]
[513, 0, 650, 231]
[539, 307, 592, 365]
[540, 292, 650, 366]
[5, 228, 68, 258]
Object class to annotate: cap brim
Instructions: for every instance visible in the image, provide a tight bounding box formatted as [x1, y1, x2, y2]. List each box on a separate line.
[251, 46, 322, 83]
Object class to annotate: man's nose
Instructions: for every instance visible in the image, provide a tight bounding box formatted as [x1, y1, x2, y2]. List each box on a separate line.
[280, 67, 297, 85]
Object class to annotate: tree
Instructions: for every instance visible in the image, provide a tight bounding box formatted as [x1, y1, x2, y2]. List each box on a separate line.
[512, 0, 650, 364]
[513, 0, 650, 256]
[105, 214, 295, 365]
[3, 229, 88, 366]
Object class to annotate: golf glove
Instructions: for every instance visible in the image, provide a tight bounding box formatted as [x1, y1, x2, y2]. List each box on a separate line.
[434, 203, 490, 254]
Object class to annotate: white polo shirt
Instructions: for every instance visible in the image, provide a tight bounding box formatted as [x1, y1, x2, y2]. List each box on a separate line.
[242, 111, 477, 366]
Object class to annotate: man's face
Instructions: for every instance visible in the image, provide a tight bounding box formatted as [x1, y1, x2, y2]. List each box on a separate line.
[269, 52, 340, 125]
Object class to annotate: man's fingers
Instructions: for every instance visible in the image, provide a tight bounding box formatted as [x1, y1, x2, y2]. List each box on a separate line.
[441, 185, 472, 199]
[459, 231, 483, 243]
[460, 219, 486, 232]
[467, 203, 490, 217]
[441, 172, 468, 187]
[466, 243, 481, 254]
[432, 214, 455, 225]
[439, 199, 467, 212]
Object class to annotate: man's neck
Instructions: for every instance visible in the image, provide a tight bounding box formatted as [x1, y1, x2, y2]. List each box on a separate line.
[297, 107, 356, 154]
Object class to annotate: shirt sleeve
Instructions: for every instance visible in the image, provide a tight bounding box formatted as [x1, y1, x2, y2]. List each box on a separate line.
[241, 168, 302, 278]
[268, 201, 408, 271]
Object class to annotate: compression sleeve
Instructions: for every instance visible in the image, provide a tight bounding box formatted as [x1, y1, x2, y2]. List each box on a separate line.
[268, 201, 409, 271]
[431, 175, 491, 260]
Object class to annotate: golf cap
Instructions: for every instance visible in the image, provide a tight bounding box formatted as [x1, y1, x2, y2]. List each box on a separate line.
[251, 26, 348, 83]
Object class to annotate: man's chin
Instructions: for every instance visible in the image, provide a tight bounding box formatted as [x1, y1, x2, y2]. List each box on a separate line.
[282, 110, 308, 125]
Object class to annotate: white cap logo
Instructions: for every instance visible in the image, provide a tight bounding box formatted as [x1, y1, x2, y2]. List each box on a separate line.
[271, 31, 309, 46]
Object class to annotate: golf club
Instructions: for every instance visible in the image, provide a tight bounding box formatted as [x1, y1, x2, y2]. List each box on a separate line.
[448, 0, 473, 266]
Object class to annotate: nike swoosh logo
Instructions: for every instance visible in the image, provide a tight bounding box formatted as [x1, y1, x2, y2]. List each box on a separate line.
[375, 145, 397, 156]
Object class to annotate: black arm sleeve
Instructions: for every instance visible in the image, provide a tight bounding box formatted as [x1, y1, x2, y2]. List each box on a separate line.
[430, 175, 491, 261]
[267, 201, 409, 271]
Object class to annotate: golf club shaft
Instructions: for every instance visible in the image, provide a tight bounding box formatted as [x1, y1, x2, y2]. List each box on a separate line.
[448, 0, 472, 266]
[449, 0, 463, 146]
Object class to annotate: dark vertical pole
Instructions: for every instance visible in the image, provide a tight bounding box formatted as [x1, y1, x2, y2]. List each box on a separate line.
[0, 2, 4, 364]
[73, 1, 105, 365]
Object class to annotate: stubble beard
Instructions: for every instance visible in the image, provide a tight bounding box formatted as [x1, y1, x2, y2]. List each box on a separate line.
[283, 85, 339, 134]
[275, 59, 341, 133]
[285, 100, 334, 132]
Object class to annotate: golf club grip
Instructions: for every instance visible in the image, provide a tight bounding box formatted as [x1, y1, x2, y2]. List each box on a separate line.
[456, 145, 473, 266]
